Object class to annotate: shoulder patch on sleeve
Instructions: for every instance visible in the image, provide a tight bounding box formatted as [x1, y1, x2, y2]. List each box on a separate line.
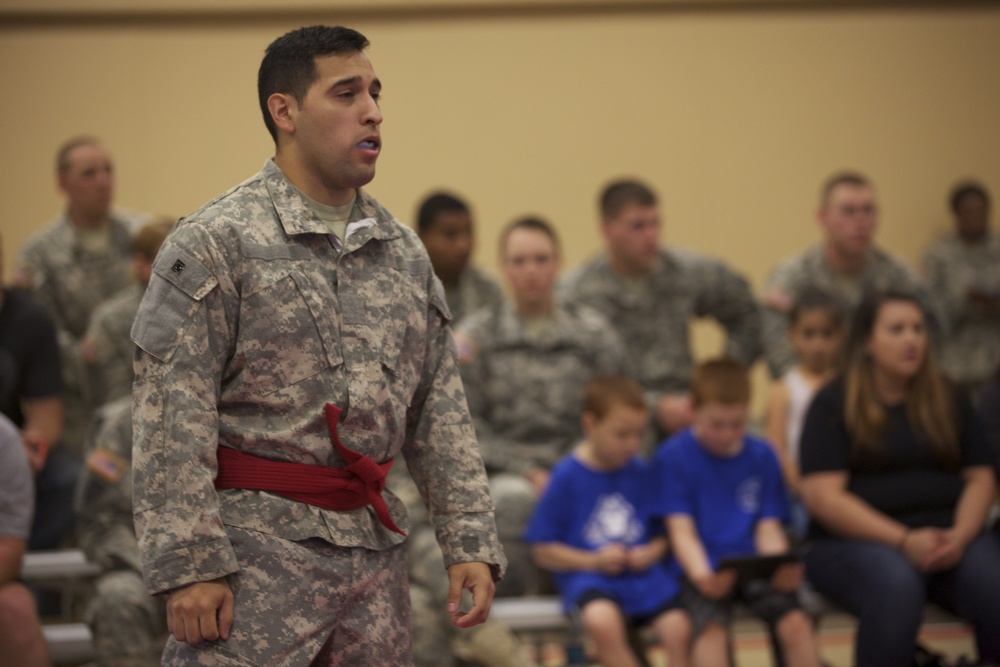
[131, 247, 219, 362]
[154, 246, 216, 301]
[86, 447, 128, 484]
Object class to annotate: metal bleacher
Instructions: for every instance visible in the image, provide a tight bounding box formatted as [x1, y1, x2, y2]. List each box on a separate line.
[22, 549, 100, 664]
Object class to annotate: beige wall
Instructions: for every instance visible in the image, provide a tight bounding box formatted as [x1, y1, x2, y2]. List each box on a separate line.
[2, 2, 999, 410]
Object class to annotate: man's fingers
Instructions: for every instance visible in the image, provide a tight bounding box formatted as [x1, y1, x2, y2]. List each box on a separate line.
[451, 579, 494, 628]
[219, 590, 234, 640]
[445, 569, 464, 615]
[166, 579, 234, 644]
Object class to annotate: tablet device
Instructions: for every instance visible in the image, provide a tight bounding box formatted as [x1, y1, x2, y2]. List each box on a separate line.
[716, 552, 800, 583]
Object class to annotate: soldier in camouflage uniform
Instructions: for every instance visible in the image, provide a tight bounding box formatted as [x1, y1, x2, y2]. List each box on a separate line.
[131, 26, 504, 667]
[921, 181, 1000, 394]
[559, 179, 762, 439]
[416, 191, 502, 326]
[763, 172, 942, 377]
[81, 218, 173, 410]
[14, 137, 147, 455]
[459, 217, 629, 599]
[75, 396, 166, 667]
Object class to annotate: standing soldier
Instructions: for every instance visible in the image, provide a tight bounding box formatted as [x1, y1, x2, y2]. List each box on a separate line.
[922, 181, 1000, 395]
[560, 179, 762, 439]
[131, 25, 503, 666]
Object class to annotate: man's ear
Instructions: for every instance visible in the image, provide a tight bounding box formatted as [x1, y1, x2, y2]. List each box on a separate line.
[267, 93, 297, 137]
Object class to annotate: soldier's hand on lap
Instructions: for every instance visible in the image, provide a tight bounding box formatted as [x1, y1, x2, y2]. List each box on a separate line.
[167, 577, 234, 644]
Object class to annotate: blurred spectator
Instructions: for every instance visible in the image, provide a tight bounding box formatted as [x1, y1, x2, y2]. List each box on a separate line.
[0, 412, 52, 666]
[560, 179, 761, 439]
[922, 181, 1000, 396]
[459, 216, 629, 597]
[416, 191, 501, 326]
[800, 290, 1000, 666]
[81, 217, 174, 408]
[13, 136, 147, 455]
[75, 396, 166, 667]
[763, 172, 941, 378]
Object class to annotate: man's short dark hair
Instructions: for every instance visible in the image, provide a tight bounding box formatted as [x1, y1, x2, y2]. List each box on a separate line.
[416, 192, 470, 234]
[949, 180, 990, 213]
[56, 135, 103, 175]
[820, 171, 872, 208]
[258, 25, 370, 143]
[599, 179, 657, 219]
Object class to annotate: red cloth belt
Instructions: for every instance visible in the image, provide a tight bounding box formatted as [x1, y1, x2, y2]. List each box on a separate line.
[214, 403, 405, 535]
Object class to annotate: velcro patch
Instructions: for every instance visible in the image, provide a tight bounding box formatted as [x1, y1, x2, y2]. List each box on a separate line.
[86, 447, 128, 484]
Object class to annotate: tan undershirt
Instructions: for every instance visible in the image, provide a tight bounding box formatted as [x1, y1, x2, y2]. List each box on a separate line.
[77, 224, 112, 254]
[294, 186, 356, 243]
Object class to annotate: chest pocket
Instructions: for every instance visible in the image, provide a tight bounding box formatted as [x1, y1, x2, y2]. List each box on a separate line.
[241, 270, 340, 395]
[338, 256, 431, 403]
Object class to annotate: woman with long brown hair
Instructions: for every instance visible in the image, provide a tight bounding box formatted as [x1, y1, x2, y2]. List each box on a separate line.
[799, 289, 1000, 667]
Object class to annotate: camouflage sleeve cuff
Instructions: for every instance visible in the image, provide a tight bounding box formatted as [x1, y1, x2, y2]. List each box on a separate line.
[436, 516, 508, 583]
[141, 536, 240, 596]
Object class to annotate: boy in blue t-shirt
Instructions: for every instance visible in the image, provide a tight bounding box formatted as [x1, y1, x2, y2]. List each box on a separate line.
[653, 358, 822, 667]
[525, 376, 691, 667]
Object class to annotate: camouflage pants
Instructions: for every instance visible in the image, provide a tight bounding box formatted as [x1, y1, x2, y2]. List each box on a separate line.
[162, 526, 411, 667]
[89, 569, 167, 667]
[489, 474, 538, 598]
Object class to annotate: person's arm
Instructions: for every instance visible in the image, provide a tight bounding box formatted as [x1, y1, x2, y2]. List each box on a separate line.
[20, 396, 63, 466]
[761, 261, 800, 378]
[456, 318, 536, 478]
[402, 276, 505, 628]
[920, 244, 966, 326]
[131, 228, 238, 644]
[626, 534, 668, 572]
[754, 517, 790, 556]
[0, 536, 26, 585]
[667, 514, 735, 599]
[531, 542, 626, 574]
[755, 517, 803, 593]
[693, 259, 763, 367]
[800, 471, 908, 547]
[18, 292, 64, 453]
[951, 466, 996, 543]
[763, 381, 799, 494]
[73, 402, 142, 573]
[924, 465, 997, 572]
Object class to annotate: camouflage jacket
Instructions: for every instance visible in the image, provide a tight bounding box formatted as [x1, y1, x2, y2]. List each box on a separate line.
[83, 281, 143, 408]
[131, 160, 503, 595]
[559, 247, 762, 401]
[921, 232, 1000, 385]
[763, 244, 941, 377]
[15, 213, 138, 341]
[458, 299, 629, 475]
[445, 265, 502, 327]
[74, 396, 141, 573]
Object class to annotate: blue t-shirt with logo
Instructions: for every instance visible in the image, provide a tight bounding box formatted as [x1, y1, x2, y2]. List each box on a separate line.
[651, 428, 789, 568]
[524, 454, 681, 616]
